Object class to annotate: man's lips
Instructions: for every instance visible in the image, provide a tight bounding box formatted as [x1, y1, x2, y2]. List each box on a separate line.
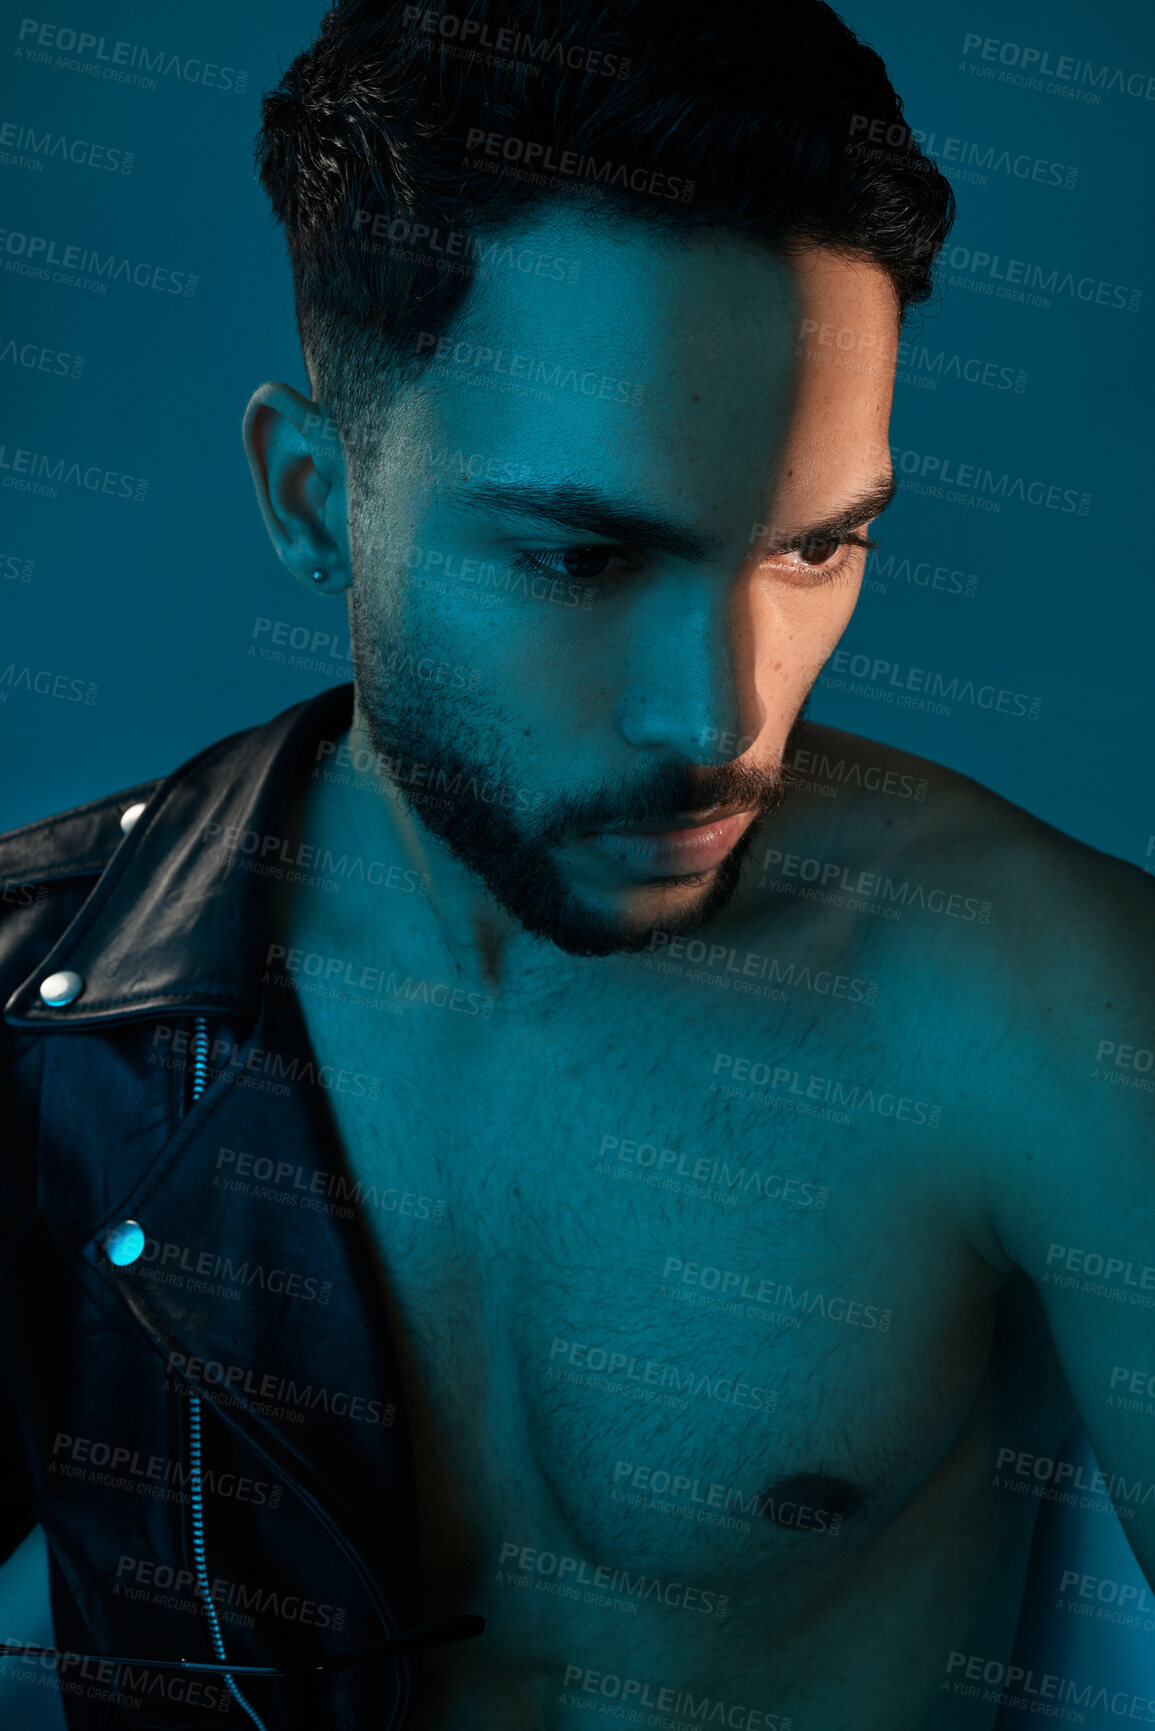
[583, 806, 760, 878]
[591, 803, 756, 838]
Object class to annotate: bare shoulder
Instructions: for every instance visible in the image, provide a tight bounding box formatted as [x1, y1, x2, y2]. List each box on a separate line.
[745, 724, 1153, 1279]
[787, 719, 1149, 927]
[776, 720, 1153, 1074]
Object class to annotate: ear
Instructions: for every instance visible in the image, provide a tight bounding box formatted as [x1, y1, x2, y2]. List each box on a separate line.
[242, 383, 351, 593]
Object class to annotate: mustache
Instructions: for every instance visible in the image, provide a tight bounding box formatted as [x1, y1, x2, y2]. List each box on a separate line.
[539, 757, 785, 846]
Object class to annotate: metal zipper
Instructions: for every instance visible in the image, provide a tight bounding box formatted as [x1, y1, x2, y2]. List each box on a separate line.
[187, 1015, 269, 1731]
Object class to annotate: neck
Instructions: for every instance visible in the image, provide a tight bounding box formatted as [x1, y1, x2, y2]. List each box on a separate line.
[289, 706, 816, 1008]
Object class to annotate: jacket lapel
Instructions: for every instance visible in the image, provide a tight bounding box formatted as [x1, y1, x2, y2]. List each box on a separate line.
[79, 983, 420, 1625]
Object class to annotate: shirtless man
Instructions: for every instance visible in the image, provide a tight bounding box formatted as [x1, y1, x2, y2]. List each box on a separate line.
[1, 2, 1150, 1729]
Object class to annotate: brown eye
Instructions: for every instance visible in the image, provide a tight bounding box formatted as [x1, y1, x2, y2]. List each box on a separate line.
[797, 539, 843, 566]
[557, 546, 632, 580]
[561, 548, 615, 579]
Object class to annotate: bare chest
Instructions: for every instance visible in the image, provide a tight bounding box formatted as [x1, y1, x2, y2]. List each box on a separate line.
[287, 961, 1006, 1625]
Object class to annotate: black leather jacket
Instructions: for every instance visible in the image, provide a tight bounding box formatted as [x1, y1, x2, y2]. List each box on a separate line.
[0, 685, 426, 1731]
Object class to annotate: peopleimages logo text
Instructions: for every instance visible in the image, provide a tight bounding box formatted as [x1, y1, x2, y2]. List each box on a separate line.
[0, 119, 134, 173]
[943, 245, 1140, 312]
[885, 442, 1090, 513]
[960, 34, 1155, 101]
[823, 650, 1042, 721]
[16, 19, 248, 92]
[0, 228, 196, 295]
[404, 8, 632, 78]
[463, 129, 694, 203]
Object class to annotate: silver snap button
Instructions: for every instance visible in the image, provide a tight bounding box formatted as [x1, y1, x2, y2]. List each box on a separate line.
[39, 970, 84, 1007]
[105, 1221, 146, 1266]
[120, 802, 146, 834]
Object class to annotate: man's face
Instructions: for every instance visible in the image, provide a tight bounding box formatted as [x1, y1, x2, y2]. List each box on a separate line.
[345, 207, 898, 957]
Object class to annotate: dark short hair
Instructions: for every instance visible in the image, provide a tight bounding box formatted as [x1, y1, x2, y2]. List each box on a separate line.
[258, 0, 954, 446]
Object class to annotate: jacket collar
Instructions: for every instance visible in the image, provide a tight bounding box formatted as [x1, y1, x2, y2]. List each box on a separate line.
[5, 684, 354, 1029]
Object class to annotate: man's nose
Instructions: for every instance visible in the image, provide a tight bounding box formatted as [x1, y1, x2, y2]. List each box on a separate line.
[613, 571, 762, 763]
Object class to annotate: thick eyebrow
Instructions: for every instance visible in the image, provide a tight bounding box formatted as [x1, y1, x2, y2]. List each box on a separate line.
[449, 471, 898, 561]
[758, 473, 898, 552]
[450, 480, 716, 562]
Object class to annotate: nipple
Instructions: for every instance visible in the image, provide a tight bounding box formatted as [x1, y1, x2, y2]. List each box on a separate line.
[760, 1473, 865, 1528]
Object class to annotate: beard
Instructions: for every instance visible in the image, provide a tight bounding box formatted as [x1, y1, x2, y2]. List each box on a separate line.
[349, 581, 795, 958]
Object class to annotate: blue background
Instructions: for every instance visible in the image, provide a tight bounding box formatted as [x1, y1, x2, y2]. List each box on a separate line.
[0, 0, 1152, 1724]
[1, 0, 1152, 867]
